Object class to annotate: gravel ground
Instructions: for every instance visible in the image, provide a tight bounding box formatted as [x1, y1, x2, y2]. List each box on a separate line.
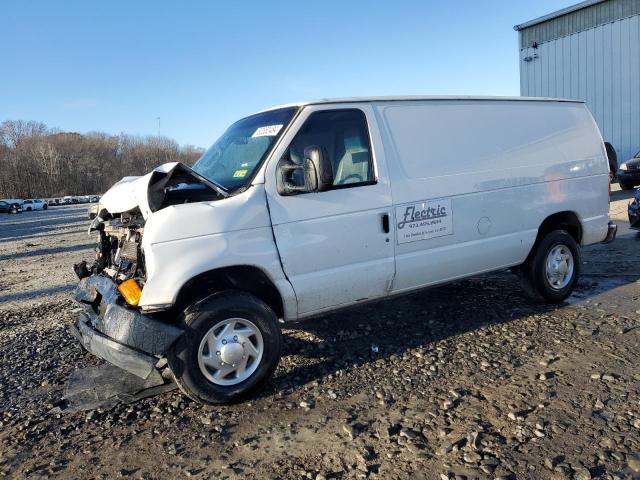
[0, 188, 639, 480]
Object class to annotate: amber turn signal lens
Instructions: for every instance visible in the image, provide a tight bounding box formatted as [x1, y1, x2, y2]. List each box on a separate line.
[118, 279, 142, 307]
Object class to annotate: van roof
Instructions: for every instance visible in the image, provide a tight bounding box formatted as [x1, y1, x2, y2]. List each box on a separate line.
[259, 95, 584, 113]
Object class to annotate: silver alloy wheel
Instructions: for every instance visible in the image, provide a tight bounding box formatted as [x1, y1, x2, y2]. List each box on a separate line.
[197, 318, 264, 386]
[545, 244, 574, 290]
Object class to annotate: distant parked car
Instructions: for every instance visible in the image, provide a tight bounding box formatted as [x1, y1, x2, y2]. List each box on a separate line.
[0, 200, 22, 214]
[23, 199, 48, 211]
[629, 189, 640, 230]
[617, 151, 640, 190]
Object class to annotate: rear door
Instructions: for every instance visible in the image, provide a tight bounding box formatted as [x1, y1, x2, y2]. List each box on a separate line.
[264, 105, 395, 316]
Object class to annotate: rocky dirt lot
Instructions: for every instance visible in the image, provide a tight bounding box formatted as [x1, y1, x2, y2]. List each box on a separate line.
[0, 189, 639, 480]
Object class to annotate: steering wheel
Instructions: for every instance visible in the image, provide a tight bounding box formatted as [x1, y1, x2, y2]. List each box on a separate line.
[339, 173, 364, 185]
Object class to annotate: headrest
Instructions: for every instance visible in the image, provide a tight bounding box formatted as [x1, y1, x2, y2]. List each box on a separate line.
[344, 128, 366, 151]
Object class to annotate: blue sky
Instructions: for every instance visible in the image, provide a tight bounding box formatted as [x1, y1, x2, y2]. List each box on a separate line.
[1, 1, 577, 148]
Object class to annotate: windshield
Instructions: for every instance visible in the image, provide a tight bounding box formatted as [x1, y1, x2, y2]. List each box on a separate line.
[192, 107, 297, 191]
[635, 151, 640, 158]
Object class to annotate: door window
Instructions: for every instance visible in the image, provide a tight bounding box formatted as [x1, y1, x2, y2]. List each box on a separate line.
[284, 109, 375, 189]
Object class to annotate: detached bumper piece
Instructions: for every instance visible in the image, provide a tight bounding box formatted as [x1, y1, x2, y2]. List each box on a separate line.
[71, 275, 183, 381]
[602, 221, 617, 244]
[69, 315, 161, 382]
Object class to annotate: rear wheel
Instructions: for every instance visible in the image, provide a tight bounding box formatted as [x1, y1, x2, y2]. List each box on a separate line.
[620, 182, 635, 191]
[519, 230, 580, 303]
[167, 291, 282, 404]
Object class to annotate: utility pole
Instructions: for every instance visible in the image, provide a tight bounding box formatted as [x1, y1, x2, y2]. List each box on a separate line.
[156, 117, 161, 137]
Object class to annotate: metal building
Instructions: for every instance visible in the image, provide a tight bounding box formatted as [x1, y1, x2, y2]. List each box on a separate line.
[515, 0, 640, 162]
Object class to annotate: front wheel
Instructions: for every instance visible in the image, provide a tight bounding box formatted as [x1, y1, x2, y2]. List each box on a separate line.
[620, 182, 636, 191]
[519, 230, 581, 303]
[167, 291, 282, 404]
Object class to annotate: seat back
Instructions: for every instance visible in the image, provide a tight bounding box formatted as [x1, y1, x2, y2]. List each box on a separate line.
[334, 127, 371, 184]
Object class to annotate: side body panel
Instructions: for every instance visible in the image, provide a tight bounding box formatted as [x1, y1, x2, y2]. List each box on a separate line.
[374, 100, 609, 293]
[263, 104, 396, 317]
[138, 185, 297, 318]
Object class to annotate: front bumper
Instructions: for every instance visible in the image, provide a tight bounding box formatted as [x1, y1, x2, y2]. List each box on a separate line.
[617, 171, 640, 184]
[71, 275, 183, 380]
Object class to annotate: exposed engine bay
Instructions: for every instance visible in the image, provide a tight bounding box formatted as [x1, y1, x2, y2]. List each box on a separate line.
[74, 210, 146, 286]
[73, 162, 226, 287]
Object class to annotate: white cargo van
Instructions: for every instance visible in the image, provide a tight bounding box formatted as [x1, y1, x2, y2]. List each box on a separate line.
[71, 96, 616, 404]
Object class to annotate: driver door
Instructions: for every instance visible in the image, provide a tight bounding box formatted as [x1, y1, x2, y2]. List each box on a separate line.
[264, 105, 395, 317]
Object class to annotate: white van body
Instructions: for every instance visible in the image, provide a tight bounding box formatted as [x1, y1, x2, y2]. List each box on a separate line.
[106, 96, 609, 318]
[73, 97, 613, 403]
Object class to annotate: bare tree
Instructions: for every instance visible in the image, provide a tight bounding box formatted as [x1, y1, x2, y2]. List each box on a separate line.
[0, 120, 203, 198]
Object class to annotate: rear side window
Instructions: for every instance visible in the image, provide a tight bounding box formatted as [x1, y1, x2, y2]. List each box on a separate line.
[284, 109, 374, 188]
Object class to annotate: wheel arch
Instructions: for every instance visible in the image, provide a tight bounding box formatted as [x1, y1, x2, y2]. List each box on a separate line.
[528, 211, 582, 260]
[172, 265, 285, 320]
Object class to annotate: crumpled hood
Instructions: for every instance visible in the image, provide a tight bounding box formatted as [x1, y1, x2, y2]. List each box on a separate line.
[98, 162, 217, 219]
[97, 174, 149, 217]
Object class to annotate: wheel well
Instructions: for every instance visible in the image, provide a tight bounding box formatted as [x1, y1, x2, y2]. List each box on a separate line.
[534, 211, 582, 248]
[173, 266, 285, 319]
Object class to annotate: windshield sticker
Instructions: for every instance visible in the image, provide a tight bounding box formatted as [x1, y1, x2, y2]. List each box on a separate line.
[232, 169, 248, 178]
[396, 198, 453, 244]
[251, 124, 283, 138]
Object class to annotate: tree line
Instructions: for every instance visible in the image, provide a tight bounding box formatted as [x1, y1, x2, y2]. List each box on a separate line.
[0, 120, 203, 198]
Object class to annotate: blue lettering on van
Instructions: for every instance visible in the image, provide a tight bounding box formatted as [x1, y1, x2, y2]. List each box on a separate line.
[397, 205, 448, 230]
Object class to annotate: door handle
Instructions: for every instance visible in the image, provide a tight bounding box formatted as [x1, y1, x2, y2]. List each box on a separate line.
[381, 213, 390, 234]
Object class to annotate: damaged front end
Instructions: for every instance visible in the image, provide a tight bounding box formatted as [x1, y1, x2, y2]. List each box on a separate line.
[69, 274, 181, 383]
[71, 210, 177, 383]
[70, 162, 225, 382]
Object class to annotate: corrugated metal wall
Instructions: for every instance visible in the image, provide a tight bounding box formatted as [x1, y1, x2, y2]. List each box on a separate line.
[520, 14, 640, 162]
[520, 0, 640, 48]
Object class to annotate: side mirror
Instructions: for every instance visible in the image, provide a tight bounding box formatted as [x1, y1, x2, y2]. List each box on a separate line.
[302, 146, 333, 192]
[277, 145, 333, 195]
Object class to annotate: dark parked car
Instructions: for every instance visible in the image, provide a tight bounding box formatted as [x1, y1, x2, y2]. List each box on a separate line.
[0, 201, 22, 214]
[618, 151, 640, 190]
[629, 188, 640, 230]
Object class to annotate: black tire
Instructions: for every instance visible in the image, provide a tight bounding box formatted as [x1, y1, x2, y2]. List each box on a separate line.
[519, 230, 581, 303]
[620, 182, 635, 191]
[167, 291, 282, 404]
[43, 204, 48, 210]
[26, 207, 31, 211]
